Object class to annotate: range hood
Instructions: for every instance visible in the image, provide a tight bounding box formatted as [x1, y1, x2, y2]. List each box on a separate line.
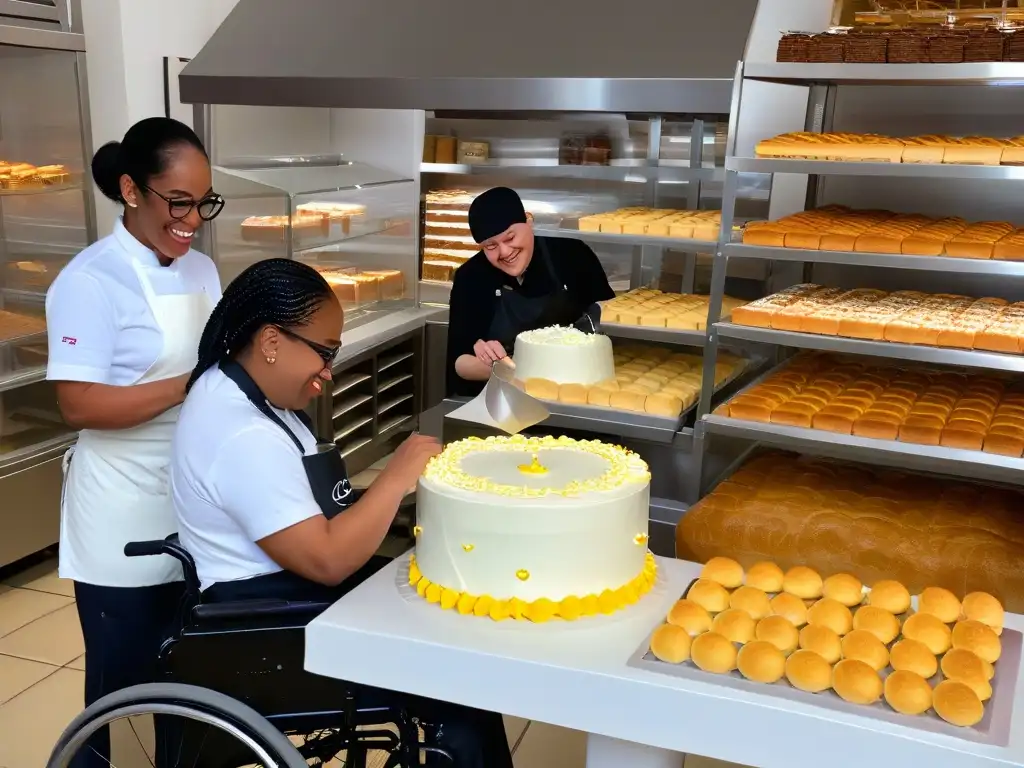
[180, 0, 757, 114]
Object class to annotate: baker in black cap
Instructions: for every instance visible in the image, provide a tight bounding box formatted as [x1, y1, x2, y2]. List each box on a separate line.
[446, 186, 614, 397]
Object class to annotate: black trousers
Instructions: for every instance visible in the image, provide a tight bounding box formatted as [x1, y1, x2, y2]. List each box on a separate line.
[204, 557, 514, 768]
[72, 580, 185, 768]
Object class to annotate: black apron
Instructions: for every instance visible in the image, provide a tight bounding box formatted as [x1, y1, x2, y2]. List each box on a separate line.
[220, 360, 361, 520]
[487, 238, 581, 350]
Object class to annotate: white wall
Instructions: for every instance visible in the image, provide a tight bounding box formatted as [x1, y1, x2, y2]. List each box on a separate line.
[81, 0, 240, 235]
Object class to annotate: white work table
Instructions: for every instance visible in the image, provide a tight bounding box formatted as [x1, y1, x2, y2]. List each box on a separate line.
[305, 555, 1024, 768]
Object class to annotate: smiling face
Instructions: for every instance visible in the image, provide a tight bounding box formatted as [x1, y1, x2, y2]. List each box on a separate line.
[255, 296, 344, 411]
[480, 222, 535, 278]
[120, 144, 214, 262]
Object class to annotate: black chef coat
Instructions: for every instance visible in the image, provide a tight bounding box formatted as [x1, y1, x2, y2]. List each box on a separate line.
[445, 236, 614, 398]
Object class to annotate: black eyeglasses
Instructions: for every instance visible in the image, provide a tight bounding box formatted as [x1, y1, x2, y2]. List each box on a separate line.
[143, 185, 225, 222]
[277, 326, 340, 367]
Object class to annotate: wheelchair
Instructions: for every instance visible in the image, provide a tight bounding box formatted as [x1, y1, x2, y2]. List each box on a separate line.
[47, 535, 453, 767]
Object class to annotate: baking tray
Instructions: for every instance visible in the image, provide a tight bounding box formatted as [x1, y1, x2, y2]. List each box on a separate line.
[627, 581, 1021, 747]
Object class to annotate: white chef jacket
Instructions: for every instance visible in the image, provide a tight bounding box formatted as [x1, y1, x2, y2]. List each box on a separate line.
[171, 366, 322, 591]
[46, 218, 222, 386]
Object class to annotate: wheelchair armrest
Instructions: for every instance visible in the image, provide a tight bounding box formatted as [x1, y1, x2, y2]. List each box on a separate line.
[191, 598, 332, 623]
[124, 534, 201, 598]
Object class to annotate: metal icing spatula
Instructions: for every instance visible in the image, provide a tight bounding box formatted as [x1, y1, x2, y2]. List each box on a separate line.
[447, 358, 550, 435]
[573, 302, 603, 335]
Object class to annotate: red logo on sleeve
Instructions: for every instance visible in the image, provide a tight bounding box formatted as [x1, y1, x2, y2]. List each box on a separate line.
[61, 336, 77, 346]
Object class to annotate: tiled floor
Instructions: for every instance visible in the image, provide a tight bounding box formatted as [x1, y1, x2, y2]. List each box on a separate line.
[0, 454, 747, 767]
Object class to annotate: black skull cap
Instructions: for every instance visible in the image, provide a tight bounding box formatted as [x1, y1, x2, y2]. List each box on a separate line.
[468, 186, 528, 244]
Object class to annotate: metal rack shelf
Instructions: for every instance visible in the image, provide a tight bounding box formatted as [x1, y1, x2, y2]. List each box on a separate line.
[742, 62, 1024, 86]
[533, 224, 717, 252]
[702, 414, 1024, 487]
[721, 244, 1024, 276]
[332, 372, 372, 398]
[421, 162, 722, 184]
[714, 322, 1024, 373]
[726, 156, 1024, 181]
[0, 367, 46, 396]
[601, 322, 708, 347]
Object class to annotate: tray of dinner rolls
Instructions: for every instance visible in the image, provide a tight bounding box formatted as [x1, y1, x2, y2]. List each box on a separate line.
[600, 288, 749, 336]
[742, 206, 1024, 261]
[713, 352, 1024, 457]
[518, 343, 756, 431]
[628, 558, 1019, 745]
[755, 133, 1024, 166]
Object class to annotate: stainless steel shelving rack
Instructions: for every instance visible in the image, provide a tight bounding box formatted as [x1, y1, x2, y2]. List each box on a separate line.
[694, 60, 1024, 491]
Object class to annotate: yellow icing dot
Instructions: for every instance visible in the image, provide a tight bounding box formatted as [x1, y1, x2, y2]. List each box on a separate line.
[508, 598, 527, 620]
[598, 589, 620, 615]
[559, 596, 583, 621]
[526, 598, 557, 623]
[473, 595, 494, 618]
[416, 577, 431, 598]
[425, 583, 442, 604]
[413, 525, 423, 536]
[456, 594, 477, 615]
[462, 543, 475, 552]
[440, 588, 460, 610]
[517, 453, 549, 475]
[580, 595, 600, 616]
[408, 561, 421, 586]
[489, 600, 512, 622]
[634, 533, 649, 546]
[516, 569, 531, 581]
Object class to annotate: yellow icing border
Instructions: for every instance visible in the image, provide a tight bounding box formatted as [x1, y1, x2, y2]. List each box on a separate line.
[408, 553, 658, 622]
[423, 434, 650, 498]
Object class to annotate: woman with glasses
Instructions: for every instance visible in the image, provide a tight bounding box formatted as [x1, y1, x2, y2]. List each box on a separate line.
[170, 258, 514, 767]
[45, 116, 224, 768]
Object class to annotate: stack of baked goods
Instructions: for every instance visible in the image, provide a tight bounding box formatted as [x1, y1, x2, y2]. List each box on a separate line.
[776, 28, 1020, 64]
[316, 267, 405, 304]
[512, 327, 747, 419]
[422, 189, 479, 280]
[743, 206, 1024, 259]
[649, 555, 1008, 728]
[241, 202, 368, 244]
[601, 288, 748, 331]
[0, 161, 70, 190]
[731, 284, 1024, 353]
[4, 261, 54, 293]
[755, 133, 1024, 166]
[578, 207, 723, 241]
[714, 352, 1024, 455]
[0, 309, 46, 343]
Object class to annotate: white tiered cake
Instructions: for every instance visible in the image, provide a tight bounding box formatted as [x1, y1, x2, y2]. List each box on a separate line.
[512, 326, 615, 386]
[409, 434, 656, 622]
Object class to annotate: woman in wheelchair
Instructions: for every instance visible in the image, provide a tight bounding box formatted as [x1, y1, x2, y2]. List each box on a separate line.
[169, 258, 513, 767]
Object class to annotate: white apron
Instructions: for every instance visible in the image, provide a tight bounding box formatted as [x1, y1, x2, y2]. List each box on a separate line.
[59, 259, 213, 587]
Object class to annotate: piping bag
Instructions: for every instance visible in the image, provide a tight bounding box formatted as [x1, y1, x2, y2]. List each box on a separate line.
[447, 358, 550, 435]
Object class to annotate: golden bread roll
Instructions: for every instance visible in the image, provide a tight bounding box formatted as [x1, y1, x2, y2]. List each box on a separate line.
[691, 631, 738, 674]
[650, 623, 692, 664]
[524, 378, 559, 400]
[730, 586, 772, 621]
[853, 606, 901, 645]
[933, 680, 984, 727]
[918, 587, 961, 625]
[737, 640, 787, 684]
[890, 639, 938, 679]
[867, 580, 912, 614]
[783, 566, 823, 599]
[770, 592, 808, 627]
[940, 648, 993, 701]
[961, 592, 1005, 635]
[701, 557, 745, 589]
[884, 670, 933, 716]
[823, 573, 864, 607]
[746, 561, 785, 593]
[756, 615, 800, 655]
[785, 649, 832, 693]
[666, 599, 712, 635]
[557, 383, 589, 405]
[832, 659, 883, 705]
[799, 624, 842, 664]
[712, 608, 756, 644]
[903, 612, 953, 655]
[841, 629, 889, 672]
[952, 620, 1002, 664]
[686, 579, 731, 613]
[807, 598, 854, 636]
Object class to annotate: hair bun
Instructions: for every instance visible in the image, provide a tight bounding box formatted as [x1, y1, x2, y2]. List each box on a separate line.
[91, 141, 125, 203]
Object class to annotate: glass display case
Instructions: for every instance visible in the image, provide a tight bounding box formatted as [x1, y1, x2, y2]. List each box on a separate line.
[209, 156, 417, 332]
[0, 22, 94, 566]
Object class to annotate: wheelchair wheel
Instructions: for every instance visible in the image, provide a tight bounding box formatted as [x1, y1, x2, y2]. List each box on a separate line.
[47, 682, 309, 768]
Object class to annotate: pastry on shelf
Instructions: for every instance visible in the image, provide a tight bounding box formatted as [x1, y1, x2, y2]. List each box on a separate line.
[0, 309, 47, 343]
[577, 207, 722, 242]
[600, 288, 747, 331]
[240, 214, 328, 243]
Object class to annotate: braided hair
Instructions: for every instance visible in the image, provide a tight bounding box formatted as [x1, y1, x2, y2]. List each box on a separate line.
[187, 258, 333, 393]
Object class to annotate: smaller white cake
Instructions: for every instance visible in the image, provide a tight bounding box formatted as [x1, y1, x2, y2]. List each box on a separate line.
[512, 326, 614, 386]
